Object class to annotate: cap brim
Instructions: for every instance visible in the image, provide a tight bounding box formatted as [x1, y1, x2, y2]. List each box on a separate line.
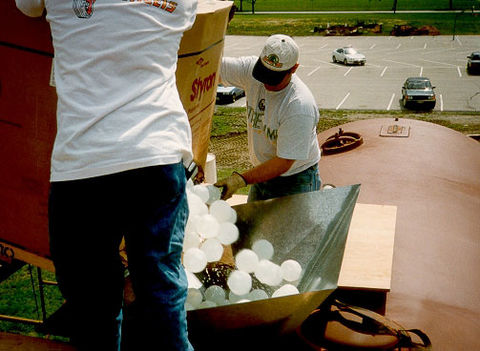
[252, 58, 289, 86]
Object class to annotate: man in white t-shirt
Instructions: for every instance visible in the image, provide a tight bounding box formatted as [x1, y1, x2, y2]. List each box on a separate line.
[15, 0, 197, 350]
[216, 34, 321, 202]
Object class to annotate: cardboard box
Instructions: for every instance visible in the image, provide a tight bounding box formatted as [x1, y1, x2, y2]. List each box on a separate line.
[0, 0, 233, 270]
[177, 0, 233, 168]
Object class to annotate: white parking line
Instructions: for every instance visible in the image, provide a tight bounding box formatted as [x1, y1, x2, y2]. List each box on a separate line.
[369, 44, 376, 50]
[387, 93, 395, 110]
[410, 36, 414, 40]
[421, 59, 457, 67]
[344, 67, 353, 77]
[457, 66, 462, 77]
[307, 66, 321, 76]
[455, 36, 462, 46]
[396, 43, 401, 49]
[380, 66, 388, 77]
[383, 59, 421, 68]
[424, 43, 427, 49]
[419, 67, 423, 76]
[336, 92, 350, 110]
[320, 44, 328, 49]
[440, 94, 444, 111]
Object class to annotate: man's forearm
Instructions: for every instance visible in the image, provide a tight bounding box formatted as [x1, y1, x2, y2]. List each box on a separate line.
[241, 157, 295, 185]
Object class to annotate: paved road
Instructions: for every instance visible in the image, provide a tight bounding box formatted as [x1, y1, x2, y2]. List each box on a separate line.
[221, 35, 480, 112]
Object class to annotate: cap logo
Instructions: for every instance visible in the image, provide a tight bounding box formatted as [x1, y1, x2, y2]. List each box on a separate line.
[262, 54, 283, 68]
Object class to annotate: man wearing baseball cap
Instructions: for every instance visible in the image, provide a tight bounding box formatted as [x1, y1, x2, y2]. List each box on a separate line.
[215, 34, 322, 202]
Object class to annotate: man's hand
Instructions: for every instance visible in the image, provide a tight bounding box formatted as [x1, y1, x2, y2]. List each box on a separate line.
[214, 172, 247, 200]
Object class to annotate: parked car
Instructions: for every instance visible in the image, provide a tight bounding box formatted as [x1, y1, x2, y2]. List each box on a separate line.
[466, 52, 480, 74]
[332, 47, 366, 65]
[401, 77, 436, 110]
[216, 84, 245, 104]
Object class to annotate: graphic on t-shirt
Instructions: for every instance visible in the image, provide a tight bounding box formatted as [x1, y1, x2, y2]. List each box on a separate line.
[73, 0, 96, 18]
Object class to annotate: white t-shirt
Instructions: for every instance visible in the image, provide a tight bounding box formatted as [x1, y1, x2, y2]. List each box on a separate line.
[220, 56, 321, 177]
[16, 0, 197, 181]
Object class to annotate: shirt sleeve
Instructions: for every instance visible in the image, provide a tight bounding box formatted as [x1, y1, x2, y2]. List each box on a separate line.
[277, 114, 316, 160]
[220, 56, 256, 90]
[16, 0, 45, 17]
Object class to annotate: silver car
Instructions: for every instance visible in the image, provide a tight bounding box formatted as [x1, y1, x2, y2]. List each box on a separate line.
[401, 77, 436, 110]
[332, 47, 366, 65]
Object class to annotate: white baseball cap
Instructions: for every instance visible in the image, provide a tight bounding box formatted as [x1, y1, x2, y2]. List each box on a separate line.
[252, 34, 299, 85]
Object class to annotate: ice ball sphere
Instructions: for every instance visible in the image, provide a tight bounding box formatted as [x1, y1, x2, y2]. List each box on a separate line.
[206, 185, 221, 205]
[200, 238, 224, 262]
[183, 248, 207, 273]
[228, 292, 248, 304]
[187, 192, 208, 216]
[235, 249, 259, 273]
[227, 270, 252, 296]
[209, 200, 234, 223]
[228, 208, 237, 224]
[192, 184, 209, 203]
[196, 214, 219, 239]
[183, 231, 202, 251]
[198, 301, 216, 309]
[247, 289, 269, 301]
[254, 259, 283, 286]
[204, 285, 226, 305]
[272, 284, 299, 298]
[280, 259, 302, 282]
[252, 239, 274, 260]
[186, 288, 203, 307]
[217, 222, 239, 245]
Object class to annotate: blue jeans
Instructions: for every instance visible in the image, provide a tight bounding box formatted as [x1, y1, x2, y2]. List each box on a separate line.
[49, 163, 193, 351]
[247, 164, 321, 202]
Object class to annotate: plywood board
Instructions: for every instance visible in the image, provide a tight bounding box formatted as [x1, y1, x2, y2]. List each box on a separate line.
[338, 203, 397, 291]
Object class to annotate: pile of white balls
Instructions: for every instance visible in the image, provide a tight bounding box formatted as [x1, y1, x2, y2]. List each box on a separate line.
[183, 181, 303, 311]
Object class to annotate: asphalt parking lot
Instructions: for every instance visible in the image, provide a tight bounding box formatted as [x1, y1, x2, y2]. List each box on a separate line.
[222, 35, 480, 112]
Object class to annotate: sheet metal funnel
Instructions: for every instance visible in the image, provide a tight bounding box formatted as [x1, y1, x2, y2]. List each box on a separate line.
[187, 184, 360, 345]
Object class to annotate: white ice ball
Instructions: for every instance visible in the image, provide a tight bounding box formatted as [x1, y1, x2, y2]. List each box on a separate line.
[227, 270, 252, 296]
[183, 231, 202, 251]
[280, 259, 302, 282]
[187, 192, 208, 216]
[200, 238, 224, 262]
[186, 288, 203, 308]
[252, 239, 274, 260]
[247, 289, 269, 301]
[196, 214, 220, 239]
[235, 249, 259, 273]
[206, 185, 221, 205]
[254, 259, 283, 286]
[210, 200, 234, 223]
[192, 184, 210, 203]
[228, 291, 248, 304]
[198, 300, 216, 309]
[272, 284, 299, 298]
[217, 222, 239, 245]
[204, 285, 226, 305]
[183, 247, 207, 273]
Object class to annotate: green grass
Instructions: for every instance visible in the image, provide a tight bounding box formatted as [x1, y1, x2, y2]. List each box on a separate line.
[234, 0, 479, 12]
[212, 106, 480, 136]
[0, 264, 64, 339]
[227, 12, 480, 36]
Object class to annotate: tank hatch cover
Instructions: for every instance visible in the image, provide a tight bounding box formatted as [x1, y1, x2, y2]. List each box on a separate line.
[380, 124, 410, 137]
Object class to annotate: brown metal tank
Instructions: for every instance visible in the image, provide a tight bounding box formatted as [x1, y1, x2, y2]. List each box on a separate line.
[317, 118, 480, 350]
